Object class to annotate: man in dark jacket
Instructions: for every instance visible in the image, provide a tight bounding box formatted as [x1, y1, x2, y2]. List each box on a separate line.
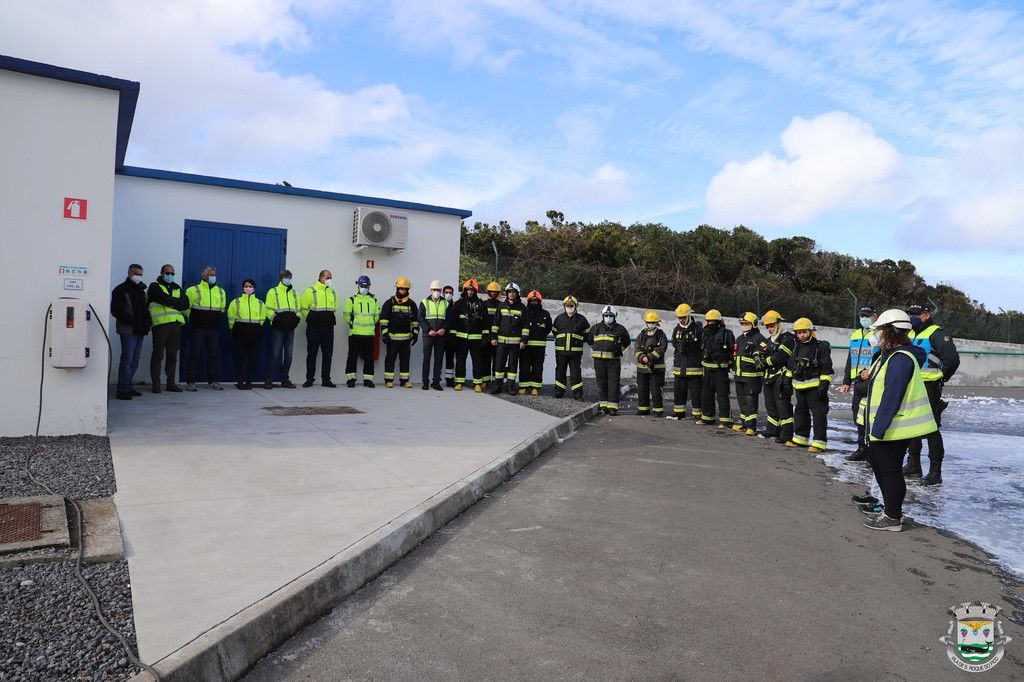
[551, 295, 590, 399]
[518, 290, 552, 395]
[670, 304, 703, 422]
[110, 264, 151, 400]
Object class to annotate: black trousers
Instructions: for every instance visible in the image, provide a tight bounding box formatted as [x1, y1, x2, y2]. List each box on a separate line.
[594, 359, 621, 410]
[494, 343, 520, 383]
[344, 334, 374, 380]
[444, 336, 457, 381]
[906, 381, 944, 462]
[868, 439, 910, 519]
[637, 370, 665, 414]
[672, 372, 702, 418]
[306, 326, 335, 383]
[735, 379, 762, 430]
[700, 368, 732, 424]
[232, 327, 260, 383]
[851, 378, 868, 445]
[384, 340, 412, 384]
[150, 323, 181, 387]
[793, 387, 828, 448]
[187, 327, 220, 383]
[763, 380, 794, 442]
[456, 338, 488, 385]
[421, 334, 444, 385]
[482, 341, 497, 382]
[554, 353, 583, 396]
[519, 347, 545, 388]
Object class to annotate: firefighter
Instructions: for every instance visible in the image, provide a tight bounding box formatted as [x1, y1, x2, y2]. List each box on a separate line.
[669, 304, 703, 422]
[519, 290, 552, 395]
[699, 309, 735, 427]
[342, 274, 379, 388]
[445, 279, 490, 392]
[635, 310, 668, 417]
[552, 296, 591, 399]
[842, 305, 880, 461]
[904, 303, 960, 485]
[483, 281, 503, 384]
[587, 305, 630, 414]
[490, 282, 526, 395]
[761, 311, 795, 444]
[785, 317, 833, 453]
[380, 276, 419, 388]
[442, 285, 457, 387]
[732, 312, 769, 436]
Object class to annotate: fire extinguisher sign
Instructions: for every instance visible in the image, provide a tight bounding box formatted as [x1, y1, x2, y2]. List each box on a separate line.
[63, 197, 88, 220]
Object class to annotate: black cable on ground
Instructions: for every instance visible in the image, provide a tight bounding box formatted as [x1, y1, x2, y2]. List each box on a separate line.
[23, 301, 162, 681]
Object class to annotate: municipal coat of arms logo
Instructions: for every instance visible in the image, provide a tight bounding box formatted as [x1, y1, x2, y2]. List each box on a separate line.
[939, 601, 1012, 672]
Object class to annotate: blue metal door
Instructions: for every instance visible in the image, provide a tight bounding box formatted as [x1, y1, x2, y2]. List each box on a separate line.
[182, 220, 287, 382]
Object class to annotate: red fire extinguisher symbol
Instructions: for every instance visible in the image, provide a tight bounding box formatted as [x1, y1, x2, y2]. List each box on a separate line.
[64, 197, 88, 220]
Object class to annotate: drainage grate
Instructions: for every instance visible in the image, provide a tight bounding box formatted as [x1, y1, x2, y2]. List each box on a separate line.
[261, 405, 363, 416]
[0, 502, 42, 543]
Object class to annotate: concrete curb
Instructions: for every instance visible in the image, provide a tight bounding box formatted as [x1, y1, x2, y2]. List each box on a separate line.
[132, 401, 601, 681]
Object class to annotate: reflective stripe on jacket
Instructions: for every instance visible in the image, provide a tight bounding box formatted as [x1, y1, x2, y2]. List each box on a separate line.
[380, 297, 419, 341]
[588, 322, 630, 359]
[857, 348, 938, 440]
[846, 328, 876, 379]
[228, 294, 266, 328]
[635, 327, 668, 373]
[341, 291, 379, 335]
[909, 325, 944, 382]
[552, 312, 590, 353]
[149, 283, 186, 327]
[265, 283, 299, 321]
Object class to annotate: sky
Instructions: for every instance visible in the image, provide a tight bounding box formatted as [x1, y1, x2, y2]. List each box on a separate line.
[2, 0, 1023, 310]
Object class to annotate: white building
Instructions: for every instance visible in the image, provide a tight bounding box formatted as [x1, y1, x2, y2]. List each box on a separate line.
[0, 56, 470, 437]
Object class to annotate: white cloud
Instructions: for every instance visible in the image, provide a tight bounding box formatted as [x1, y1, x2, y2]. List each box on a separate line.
[704, 111, 903, 226]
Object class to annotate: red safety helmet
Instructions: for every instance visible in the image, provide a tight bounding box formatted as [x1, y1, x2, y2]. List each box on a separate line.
[462, 278, 479, 291]
[526, 290, 543, 301]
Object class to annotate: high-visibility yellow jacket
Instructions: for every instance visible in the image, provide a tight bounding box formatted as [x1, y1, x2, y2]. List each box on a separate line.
[300, 282, 339, 329]
[857, 348, 938, 441]
[228, 294, 266, 329]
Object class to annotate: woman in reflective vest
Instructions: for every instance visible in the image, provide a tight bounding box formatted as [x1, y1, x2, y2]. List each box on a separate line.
[228, 278, 266, 390]
[857, 309, 938, 532]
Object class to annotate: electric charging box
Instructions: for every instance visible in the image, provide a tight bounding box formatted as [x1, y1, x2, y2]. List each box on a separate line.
[48, 299, 90, 368]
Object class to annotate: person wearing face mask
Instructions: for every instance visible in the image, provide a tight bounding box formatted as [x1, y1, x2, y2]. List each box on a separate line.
[519, 290, 553, 396]
[552, 295, 591, 399]
[635, 311, 669, 417]
[842, 306, 880, 461]
[147, 263, 191, 393]
[445, 279, 490, 391]
[340, 274, 379, 388]
[110, 263, 151, 400]
[183, 265, 226, 392]
[669, 304, 703, 422]
[586, 305, 631, 415]
[483, 281, 503, 384]
[699, 309, 735, 427]
[903, 303, 960, 485]
[380, 277, 420, 388]
[785, 318, 833, 453]
[761, 311, 796, 444]
[419, 280, 449, 391]
[263, 269, 300, 389]
[300, 269, 341, 387]
[442, 285, 457, 387]
[227, 279, 266, 389]
[732, 312, 769, 436]
[490, 282, 526, 395]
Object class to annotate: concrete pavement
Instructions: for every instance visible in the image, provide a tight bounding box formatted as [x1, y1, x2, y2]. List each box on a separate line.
[247, 415, 1024, 681]
[108, 384, 561, 664]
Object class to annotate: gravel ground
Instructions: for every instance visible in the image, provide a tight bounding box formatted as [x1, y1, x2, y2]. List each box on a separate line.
[0, 436, 140, 681]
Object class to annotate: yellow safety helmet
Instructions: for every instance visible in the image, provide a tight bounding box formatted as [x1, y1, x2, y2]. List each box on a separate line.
[395, 276, 412, 289]
[762, 310, 783, 325]
[793, 317, 814, 331]
[705, 309, 722, 322]
[740, 312, 758, 325]
[675, 303, 692, 318]
[643, 310, 660, 323]
[562, 295, 578, 307]
[486, 281, 502, 293]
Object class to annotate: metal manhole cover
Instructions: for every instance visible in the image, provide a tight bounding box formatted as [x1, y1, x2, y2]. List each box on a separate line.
[0, 503, 41, 543]
[261, 406, 363, 416]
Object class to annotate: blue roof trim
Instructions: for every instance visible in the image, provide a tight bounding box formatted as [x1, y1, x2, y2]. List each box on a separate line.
[118, 166, 474, 219]
[0, 55, 140, 171]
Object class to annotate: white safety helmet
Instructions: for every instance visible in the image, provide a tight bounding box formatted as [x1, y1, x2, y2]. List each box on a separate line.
[505, 282, 521, 294]
[872, 308, 913, 330]
[429, 279, 442, 290]
[601, 305, 616, 318]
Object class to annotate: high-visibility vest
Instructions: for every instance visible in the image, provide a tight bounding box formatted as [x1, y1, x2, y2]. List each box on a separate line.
[149, 283, 186, 327]
[857, 348, 938, 441]
[265, 283, 299, 320]
[185, 281, 226, 313]
[342, 292, 378, 336]
[909, 325, 944, 382]
[228, 295, 266, 328]
[847, 328, 875, 378]
[421, 296, 448, 322]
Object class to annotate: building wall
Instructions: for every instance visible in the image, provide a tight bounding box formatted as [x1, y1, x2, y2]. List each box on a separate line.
[0, 72, 118, 436]
[111, 175, 463, 382]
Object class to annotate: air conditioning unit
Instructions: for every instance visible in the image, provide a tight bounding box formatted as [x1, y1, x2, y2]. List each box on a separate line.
[352, 207, 408, 252]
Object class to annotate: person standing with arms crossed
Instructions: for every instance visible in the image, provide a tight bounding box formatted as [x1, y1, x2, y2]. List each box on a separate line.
[264, 269, 300, 389]
[147, 264, 190, 393]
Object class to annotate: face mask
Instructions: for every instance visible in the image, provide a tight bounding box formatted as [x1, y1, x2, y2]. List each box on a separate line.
[130, 275, 142, 284]
[868, 332, 880, 347]
[431, 290, 441, 300]
[858, 316, 871, 329]
[243, 286, 255, 295]
[565, 306, 576, 315]
[162, 273, 175, 284]
[207, 276, 217, 285]
[445, 293, 453, 302]
[603, 315, 614, 323]
[281, 278, 291, 286]
[358, 286, 368, 295]
[324, 279, 334, 288]
[646, 322, 657, 330]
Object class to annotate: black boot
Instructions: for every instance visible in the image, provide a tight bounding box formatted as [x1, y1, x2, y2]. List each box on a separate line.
[921, 458, 943, 486]
[903, 452, 923, 477]
[846, 447, 869, 462]
[489, 380, 502, 395]
[553, 388, 565, 399]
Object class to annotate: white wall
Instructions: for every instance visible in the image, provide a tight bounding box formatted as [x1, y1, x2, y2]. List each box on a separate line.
[0, 72, 118, 436]
[111, 175, 462, 382]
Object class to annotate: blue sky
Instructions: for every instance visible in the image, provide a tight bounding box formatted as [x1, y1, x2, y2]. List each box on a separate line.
[3, 0, 1023, 310]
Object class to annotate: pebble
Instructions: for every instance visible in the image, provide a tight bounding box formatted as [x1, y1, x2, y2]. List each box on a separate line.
[19, 580, 34, 587]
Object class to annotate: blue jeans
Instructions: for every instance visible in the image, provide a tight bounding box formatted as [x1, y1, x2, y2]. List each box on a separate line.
[117, 333, 144, 391]
[269, 327, 294, 382]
